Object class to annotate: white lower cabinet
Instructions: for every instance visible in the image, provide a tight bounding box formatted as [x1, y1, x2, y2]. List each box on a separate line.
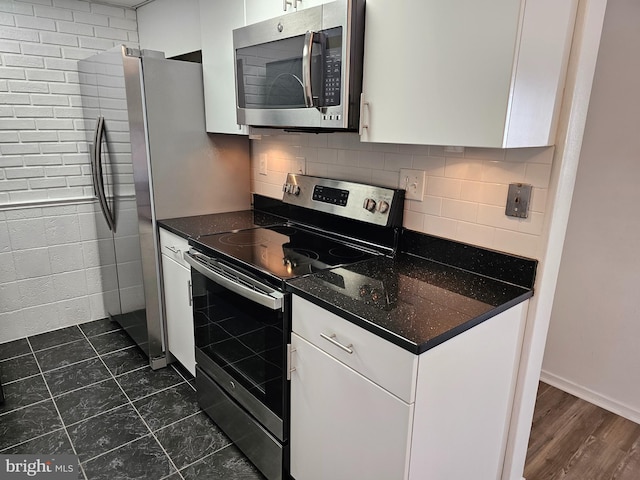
[290, 333, 413, 480]
[290, 294, 529, 480]
[159, 228, 195, 376]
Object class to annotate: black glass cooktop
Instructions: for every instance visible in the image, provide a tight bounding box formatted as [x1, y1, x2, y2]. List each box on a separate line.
[192, 224, 378, 280]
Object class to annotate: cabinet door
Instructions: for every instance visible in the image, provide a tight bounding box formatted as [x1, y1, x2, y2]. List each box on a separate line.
[290, 333, 412, 480]
[245, 0, 289, 25]
[360, 0, 576, 148]
[199, 0, 248, 135]
[245, 0, 325, 25]
[360, 0, 521, 148]
[294, 0, 326, 11]
[137, 0, 201, 58]
[161, 255, 196, 375]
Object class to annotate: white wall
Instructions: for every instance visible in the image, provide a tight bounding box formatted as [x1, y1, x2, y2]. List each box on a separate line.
[137, 0, 200, 58]
[542, 0, 640, 423]
[250, 133, 554, 259]
[0, 0, 138, 342]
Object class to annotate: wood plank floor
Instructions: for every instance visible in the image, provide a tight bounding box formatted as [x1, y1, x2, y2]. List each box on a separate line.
[525, 382, 640, 480]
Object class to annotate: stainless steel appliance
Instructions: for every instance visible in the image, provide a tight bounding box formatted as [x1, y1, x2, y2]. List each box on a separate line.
[185, 174, 404, 480]
[78, 46, 250, 368]
[233, 0, 365, 130]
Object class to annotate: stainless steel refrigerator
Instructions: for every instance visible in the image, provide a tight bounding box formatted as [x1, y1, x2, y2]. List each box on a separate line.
[78, 46, 251, 369]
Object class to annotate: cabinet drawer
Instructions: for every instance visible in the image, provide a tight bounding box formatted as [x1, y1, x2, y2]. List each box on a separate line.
[292, 295, 418, 403]
[159, 228, 190, 269]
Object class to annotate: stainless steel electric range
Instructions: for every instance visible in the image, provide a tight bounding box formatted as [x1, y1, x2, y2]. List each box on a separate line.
[184, 174, 405, 480]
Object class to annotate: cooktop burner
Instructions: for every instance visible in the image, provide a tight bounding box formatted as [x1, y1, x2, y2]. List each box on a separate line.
[193, 224, 378, 281]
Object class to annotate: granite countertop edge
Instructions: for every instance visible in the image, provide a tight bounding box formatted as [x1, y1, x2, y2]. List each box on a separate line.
[286, 283, 533, 355]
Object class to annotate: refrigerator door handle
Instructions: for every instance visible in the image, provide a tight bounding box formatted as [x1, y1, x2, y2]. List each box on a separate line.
[90, 117, 101, 197]
[94, 116, 116, 232]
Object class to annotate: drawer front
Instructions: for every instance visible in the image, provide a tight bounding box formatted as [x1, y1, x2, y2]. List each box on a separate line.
[292, 295, 417, 403]
[159, 228, 189, 268]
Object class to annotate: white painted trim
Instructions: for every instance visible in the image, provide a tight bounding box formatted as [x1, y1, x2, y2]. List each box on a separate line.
[0, 196, 96, 211]
[500, 1, 609, 479]
[540, 370, 640, 425]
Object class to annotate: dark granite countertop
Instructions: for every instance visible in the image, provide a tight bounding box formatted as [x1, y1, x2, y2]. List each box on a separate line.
[287, 248, 534, 355]
[158, 210, 286, 239]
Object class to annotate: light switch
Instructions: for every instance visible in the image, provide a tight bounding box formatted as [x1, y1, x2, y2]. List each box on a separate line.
[505, 183, 532, 218]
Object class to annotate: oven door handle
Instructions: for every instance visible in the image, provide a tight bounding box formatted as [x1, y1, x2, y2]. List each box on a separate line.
[184, 251, 284, 311]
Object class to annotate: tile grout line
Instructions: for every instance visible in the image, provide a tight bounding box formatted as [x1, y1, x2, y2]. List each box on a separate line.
[25, 337, 90, 480]
[60, 377, 190, 430]
[78, 328, 187, 480]
[170, 363, 197, 392]
[174, 442, 236, 476]
[0, 351, 35, 364]
[78, 409, 203, 467]
[34, 340, 145, 376]
[1, 371, 44, 387]
[0, 427, 67, 454]
[0, 397, 53, 419]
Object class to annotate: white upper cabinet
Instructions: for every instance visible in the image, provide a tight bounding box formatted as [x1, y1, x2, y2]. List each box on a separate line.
[294, 0, 327, 12]
[137, 0, 201, 58]
[245, 0, 289, 25]
[199, 0, 248, 135]
[359, 0, 578, 148]
[245, 0, 327, 25]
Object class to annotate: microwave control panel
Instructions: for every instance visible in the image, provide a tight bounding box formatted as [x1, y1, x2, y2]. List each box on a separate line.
[322, 27, 342, 107]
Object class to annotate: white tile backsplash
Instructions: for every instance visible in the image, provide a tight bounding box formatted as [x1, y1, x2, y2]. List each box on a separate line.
[250, 132, 555, 259]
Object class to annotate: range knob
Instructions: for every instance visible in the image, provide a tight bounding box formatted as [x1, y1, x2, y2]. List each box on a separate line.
[378, 201, 390, 214]
[363, 198, 376, 212]
[292, 185, 300, 196]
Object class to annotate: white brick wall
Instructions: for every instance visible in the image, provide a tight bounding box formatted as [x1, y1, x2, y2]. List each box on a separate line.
[251, 132, 554, 259]
[0, 0, 138, 204]
[0, 0, 138, 342]
[0, 199, 121, 342]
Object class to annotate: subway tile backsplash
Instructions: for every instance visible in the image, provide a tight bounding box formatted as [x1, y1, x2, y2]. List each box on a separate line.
[250, 131, 553, 259]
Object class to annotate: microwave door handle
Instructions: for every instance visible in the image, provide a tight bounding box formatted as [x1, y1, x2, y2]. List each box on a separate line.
[302, 31, 315, 108]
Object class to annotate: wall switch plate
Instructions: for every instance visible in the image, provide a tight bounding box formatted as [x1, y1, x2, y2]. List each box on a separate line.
[505, 183, 532, 218]
[259, 154, 268, 176]
[399, 169, 426, 201]
[293, 157, 306, 175]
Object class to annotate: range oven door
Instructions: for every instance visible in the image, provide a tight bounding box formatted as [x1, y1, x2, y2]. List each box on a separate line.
[185, 250, 289, 443]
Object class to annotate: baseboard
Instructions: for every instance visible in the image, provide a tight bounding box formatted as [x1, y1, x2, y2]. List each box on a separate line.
[540, 370, 640, 425]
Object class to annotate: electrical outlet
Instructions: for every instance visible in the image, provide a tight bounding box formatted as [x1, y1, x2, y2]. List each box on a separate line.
[293, 157, 306, 175]
[259, 154, 268, 176]
[399, 169, 426, 201]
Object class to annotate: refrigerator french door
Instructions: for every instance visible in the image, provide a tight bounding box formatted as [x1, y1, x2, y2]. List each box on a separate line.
[78, 46, 251, 368]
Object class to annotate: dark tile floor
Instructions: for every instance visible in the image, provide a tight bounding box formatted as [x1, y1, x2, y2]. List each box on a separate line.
[0, 319, 265, 480]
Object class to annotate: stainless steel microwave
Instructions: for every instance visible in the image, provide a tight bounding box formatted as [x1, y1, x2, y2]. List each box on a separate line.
[233, 0, 365, 130]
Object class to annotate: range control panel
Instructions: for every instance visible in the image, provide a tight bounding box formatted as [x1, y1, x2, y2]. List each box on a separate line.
[282, 174, 404, 227]
[312, 185, 349, 206]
